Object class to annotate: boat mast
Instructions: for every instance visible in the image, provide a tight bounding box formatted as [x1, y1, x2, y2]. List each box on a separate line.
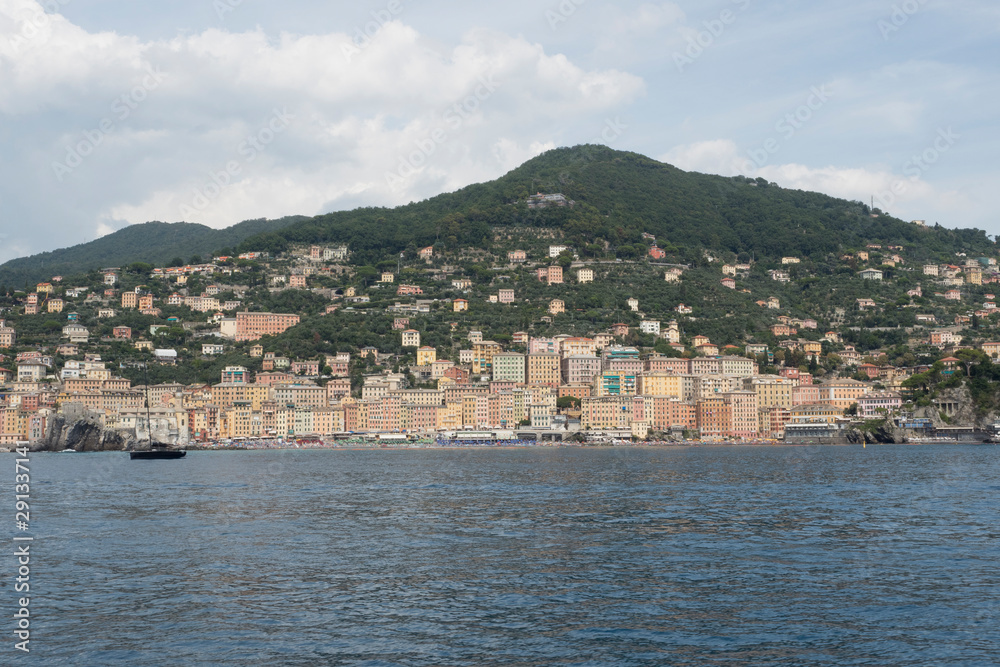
[142, 361, 153, 446]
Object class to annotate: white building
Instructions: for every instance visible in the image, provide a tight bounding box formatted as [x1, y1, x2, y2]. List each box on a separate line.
[640, 320, 661, 335]
[548, 245, 569, 258]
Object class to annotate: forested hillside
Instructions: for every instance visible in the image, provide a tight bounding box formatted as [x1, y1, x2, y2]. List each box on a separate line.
[3, 145, 994, 288]
[0, 216, 306, 288]
[235, 145, 996, 265]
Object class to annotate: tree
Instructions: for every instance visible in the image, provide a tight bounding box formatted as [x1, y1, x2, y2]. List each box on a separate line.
[557, 396, 580, 410]
[356, 266, 378, 286]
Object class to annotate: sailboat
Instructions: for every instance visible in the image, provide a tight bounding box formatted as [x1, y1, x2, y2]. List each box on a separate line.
[129, 363, 186, 460]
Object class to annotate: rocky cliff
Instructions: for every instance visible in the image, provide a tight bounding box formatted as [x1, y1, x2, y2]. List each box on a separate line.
[33, 413, 136, 452]
[911, 385, 996, 429]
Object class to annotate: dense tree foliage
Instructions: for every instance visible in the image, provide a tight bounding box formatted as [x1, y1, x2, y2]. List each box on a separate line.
[231, 145, 995, 268]
[0, 216, 307, 287]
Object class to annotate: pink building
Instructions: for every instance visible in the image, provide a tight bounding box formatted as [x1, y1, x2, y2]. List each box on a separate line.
[536, 266, 563, 285]
[235, 312, 301, 342]
[792, 385, 821, 405]
[646, 357, 690, 374]
[857, 391, 902, 419]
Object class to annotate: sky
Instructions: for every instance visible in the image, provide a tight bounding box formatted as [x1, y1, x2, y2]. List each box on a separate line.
[0, 0, 998, 263]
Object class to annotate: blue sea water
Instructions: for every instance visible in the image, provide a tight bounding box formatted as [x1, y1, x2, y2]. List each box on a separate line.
[11, 445, 1000, 665]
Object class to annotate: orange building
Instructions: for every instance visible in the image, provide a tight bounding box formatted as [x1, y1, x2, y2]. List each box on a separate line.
[696, 397, 730, 438]
[235, 312, 301, 342]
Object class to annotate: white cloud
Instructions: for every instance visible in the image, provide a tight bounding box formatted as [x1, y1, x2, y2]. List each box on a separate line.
[661, 138, 964, 224]
[0, 1, 645, 259]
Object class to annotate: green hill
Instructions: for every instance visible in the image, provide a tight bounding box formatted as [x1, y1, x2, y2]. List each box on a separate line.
[233, 145, 995, 265]
[0, 216, 306, 289]
[3, 145, 994, 288]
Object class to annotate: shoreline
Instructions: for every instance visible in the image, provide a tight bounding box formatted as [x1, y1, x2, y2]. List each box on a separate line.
[17, 440, 997, 453]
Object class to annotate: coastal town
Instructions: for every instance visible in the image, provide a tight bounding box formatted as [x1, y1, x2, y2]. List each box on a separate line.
[2, 224, 999, 449]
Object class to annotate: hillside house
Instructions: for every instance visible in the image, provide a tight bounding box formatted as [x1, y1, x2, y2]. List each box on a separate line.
[401, 330, 421, 347]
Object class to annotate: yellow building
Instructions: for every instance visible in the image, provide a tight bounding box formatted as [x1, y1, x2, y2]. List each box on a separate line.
[789, 403, 843, 423]
[472, 341, 503, 375]
[417, 347, 437, 366]
[817, 379, 871, 411]
[638, 373, 684, 399]
[581, 396, 632, 429]
[593, 371, 639, 397]
[437, 402, 463, 430]
[526, 353, 561, 388]
[743, 377, 795, 409]
[219, 405, 261, 439]
[561, 337, 597, 357]
[211, 383, 271, 410]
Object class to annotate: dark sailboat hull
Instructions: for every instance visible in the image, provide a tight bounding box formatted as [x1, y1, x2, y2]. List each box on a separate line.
[130, 450, 187, 460]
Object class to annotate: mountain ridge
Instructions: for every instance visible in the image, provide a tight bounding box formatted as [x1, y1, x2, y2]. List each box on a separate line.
[2, 145, 993, 287]
[0, 216, 307, 288]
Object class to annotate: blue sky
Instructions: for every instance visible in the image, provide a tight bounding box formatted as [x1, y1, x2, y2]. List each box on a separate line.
[0, 0, 997, 262]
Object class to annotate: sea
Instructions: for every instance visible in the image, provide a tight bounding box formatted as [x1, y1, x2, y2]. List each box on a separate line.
[12, 445, 1000, 665]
